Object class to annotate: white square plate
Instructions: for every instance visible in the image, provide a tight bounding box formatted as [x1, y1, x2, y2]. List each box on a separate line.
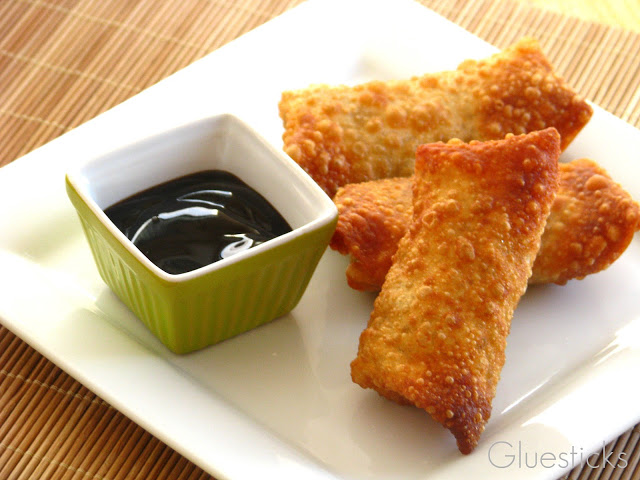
[1, 0, 639, 479]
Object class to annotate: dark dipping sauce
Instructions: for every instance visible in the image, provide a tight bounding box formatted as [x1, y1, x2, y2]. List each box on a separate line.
[104, 170, 292, 275]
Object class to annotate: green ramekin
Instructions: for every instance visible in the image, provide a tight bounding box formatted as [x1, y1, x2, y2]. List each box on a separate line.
[66, 114, 337, 354]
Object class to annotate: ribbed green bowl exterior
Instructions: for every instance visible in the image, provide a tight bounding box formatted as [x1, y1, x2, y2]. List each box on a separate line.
[67, 178, 335, 354]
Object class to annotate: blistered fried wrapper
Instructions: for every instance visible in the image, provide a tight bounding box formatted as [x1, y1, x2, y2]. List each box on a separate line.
[279, 38, 591, 197]
[331, 159, 640, 290]
[351, 129, 560, 454]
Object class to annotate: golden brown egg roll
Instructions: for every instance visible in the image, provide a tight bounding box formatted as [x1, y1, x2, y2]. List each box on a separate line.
[351, 128, 561, 454]
[279, 38, 592, 197]
[331, 159, 640, 290]
[529, 158, 640, 284]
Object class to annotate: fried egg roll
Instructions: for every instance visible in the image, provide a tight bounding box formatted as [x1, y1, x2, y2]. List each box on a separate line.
[351, 129, 561, 454]
[529, 158, 640, 284]
[331, 159, 640, 290]
[279, 38, 591, 197]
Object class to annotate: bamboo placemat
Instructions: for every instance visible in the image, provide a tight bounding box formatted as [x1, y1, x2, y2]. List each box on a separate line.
[1, 0, 639, 479]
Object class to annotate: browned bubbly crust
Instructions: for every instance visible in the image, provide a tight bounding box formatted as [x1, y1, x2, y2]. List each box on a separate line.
[279, 38, 592, 197]
[331, 159, 640, 290]
[331, 177, 413, 290]
[350, 129, 561, 454]
[529, 158, 640, 284]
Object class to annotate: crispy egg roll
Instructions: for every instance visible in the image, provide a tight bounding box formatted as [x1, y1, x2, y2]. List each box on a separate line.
[530, 159, 640, 284]
[331, 159, 640, 290]
[279, 38, 592, 197]
[351, 129, 561, 454]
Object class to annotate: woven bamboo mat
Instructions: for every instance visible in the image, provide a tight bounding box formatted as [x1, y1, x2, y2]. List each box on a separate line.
[1, 0, 639, 479]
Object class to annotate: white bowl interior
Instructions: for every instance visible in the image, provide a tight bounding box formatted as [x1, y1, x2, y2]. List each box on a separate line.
[69, 114, 334, 231]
